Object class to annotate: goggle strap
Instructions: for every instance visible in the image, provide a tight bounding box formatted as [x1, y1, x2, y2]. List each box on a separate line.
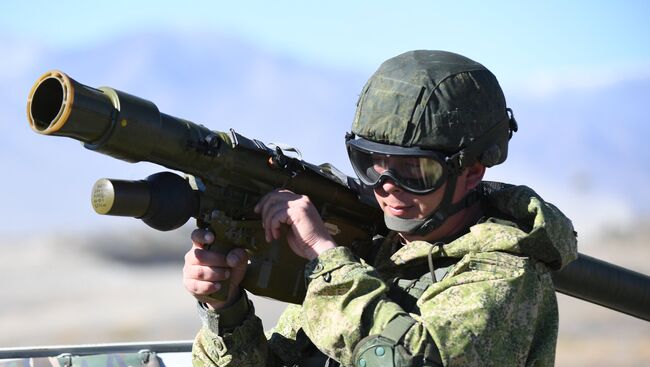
[413, 176, 459, 235]
[385, 176, 459, 235]
[412, 178, 481, 236]
[383, 213, 427, 234]
[446, 117, 510, 170]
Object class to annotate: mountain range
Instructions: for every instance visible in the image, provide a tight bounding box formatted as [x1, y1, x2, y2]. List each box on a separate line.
[0, 31, 648, 239]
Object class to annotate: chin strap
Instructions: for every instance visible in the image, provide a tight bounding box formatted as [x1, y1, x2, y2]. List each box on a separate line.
[384, 176, 480, 236]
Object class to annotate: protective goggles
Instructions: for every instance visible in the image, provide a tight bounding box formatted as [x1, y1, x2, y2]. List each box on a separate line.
[346, 137, 450, 194]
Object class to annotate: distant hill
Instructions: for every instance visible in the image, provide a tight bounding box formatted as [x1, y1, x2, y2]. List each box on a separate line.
[506, 77, 650, 211]
[0, 31, 648, 239]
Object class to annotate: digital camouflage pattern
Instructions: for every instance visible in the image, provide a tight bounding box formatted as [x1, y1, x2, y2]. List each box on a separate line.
[191, 183, 578, 366]
[351, 50, 513, 167]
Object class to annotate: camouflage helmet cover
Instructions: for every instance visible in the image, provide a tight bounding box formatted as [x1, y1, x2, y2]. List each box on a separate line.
[351, 50, 515, 167]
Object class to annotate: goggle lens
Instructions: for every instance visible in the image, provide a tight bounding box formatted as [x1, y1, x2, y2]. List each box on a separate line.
[348, 146, 447, 194]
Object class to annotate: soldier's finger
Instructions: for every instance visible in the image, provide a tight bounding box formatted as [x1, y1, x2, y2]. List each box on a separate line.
[255, 191, 277, 219]
[254, 190, 278, 214]
[267, 205, 292, 241]
[256, 190, 297, 218]
[191, 247, 228, 266]
[191, 228, 215, 247]
[185, 264, 231, 282]
[226, 247, 249, 268]
[262, 201, 290, 241]
[184, 278, 221, 296]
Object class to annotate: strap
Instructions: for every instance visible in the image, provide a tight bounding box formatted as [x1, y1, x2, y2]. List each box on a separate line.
[380, 315, 443, 366]
[267, 142, 303, 159]
[296, 355, 340, 367]
[380, 315, 416, 344]
[383, 177, 458, 235]
[434, 266, 451, 283]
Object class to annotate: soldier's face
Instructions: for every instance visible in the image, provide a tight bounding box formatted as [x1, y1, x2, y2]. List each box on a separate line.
[373, 176, 447, 220]
[373, 162, 485, 241]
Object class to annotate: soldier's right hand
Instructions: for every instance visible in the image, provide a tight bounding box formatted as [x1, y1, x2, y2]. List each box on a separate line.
[183, 228, 249, 310]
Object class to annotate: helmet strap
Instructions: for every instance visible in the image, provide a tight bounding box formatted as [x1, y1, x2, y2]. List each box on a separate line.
[383, 175, 480, 236]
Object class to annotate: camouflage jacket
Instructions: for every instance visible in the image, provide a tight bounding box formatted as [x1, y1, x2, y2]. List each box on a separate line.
[192, 183, 578, 366]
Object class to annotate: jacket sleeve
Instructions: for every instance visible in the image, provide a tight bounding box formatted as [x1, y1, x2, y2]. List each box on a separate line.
[191, 291, 270, 367]
[191, 292, 305, 367]
[301, 247, 557, 366]
[301, 246, 429, 365]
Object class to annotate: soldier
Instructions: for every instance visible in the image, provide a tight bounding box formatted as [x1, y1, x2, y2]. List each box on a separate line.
[183, 50, 578, 366]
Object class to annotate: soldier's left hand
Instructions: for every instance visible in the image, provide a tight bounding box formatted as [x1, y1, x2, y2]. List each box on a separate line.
[255, 189, 336, 260]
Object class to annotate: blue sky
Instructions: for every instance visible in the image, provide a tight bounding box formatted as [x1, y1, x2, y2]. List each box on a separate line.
[1, 0, 649, 236]
[2, 0, 649, 86]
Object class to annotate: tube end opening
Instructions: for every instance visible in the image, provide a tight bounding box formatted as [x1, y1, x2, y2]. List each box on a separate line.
[26, 70, 74, 134]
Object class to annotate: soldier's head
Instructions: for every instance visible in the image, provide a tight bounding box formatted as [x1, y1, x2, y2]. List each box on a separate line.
[346, 50, 518, 240]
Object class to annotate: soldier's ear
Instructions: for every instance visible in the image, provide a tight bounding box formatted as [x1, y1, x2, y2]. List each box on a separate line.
[463, 162, 486, 191]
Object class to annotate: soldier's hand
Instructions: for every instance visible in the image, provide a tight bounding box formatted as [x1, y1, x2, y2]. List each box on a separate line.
[183, 228, 248, 310]
[255, 189, 337, 260]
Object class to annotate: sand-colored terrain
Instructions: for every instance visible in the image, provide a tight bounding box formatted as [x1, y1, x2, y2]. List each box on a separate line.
[1, 222, 648, 365]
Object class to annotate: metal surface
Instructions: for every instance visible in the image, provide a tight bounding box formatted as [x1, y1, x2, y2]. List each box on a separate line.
[553, 253, 650, 321]
[0, 340, 193, 360]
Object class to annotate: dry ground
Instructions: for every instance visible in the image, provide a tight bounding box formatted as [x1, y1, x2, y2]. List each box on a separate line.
[1, 222, 648, 366]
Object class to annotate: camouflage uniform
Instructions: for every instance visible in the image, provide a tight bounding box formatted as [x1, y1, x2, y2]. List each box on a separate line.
[192, 182, 578, 366]
[192, 50, 578, 366]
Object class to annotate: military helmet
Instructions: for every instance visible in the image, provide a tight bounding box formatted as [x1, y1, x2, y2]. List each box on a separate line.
[350, 50, 517, 170]
[347, 50, 518, 235]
